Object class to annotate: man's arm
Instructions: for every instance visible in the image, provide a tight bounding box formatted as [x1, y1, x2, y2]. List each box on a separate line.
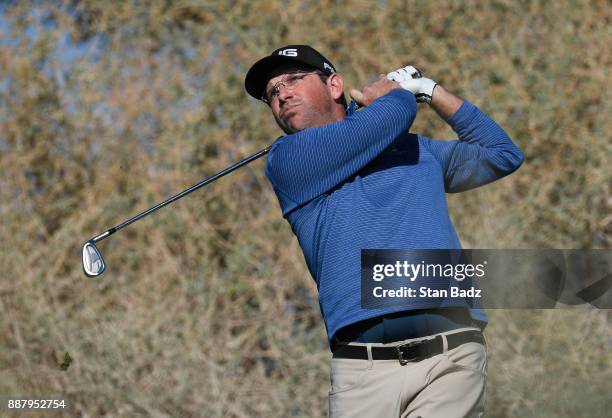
[423, 91, 524, 192]
[429, 84, 463, 121]
[266, 84, 417, 215]
[387, 66, 524, 192]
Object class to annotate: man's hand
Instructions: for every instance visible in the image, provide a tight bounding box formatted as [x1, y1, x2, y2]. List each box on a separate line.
[387, 65, 437, 104]
[349, 75, 401, 107]
[388, 65, 463, 120]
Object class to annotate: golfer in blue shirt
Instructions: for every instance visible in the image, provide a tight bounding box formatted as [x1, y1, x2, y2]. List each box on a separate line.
[245, 45, 523, 418]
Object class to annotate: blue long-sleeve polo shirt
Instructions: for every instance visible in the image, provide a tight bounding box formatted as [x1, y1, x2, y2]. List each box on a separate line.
[265, 88, 524, 342]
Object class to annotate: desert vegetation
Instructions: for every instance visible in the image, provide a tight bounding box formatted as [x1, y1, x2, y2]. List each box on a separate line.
[0, 1, 609, 416]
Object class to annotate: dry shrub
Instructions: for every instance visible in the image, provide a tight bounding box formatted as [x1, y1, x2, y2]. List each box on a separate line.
[0, 1, 609, 416]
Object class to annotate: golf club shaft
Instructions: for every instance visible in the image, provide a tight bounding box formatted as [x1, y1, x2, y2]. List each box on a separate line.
[91, 146, 270, 243]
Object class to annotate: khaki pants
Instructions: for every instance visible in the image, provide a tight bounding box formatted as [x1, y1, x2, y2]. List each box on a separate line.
[328, 329, 487, 418]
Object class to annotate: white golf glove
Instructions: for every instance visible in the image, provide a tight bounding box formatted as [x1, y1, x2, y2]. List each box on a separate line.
[387, 66, 437, 104]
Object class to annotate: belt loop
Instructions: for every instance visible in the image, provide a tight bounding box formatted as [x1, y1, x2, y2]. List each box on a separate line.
[366, 343, 373, 368]
[441, 333, 448, 353]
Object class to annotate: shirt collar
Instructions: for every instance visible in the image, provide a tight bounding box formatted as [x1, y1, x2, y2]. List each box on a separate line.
[346, 100, 358, 116]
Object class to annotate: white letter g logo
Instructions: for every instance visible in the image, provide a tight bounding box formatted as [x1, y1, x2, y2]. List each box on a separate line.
[278, 48, 298, 57]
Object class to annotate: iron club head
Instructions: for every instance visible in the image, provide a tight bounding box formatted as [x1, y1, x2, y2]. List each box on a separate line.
[82, 240, 106, 277]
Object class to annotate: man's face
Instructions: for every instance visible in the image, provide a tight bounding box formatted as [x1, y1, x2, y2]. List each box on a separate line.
[265, 64, 338, 134]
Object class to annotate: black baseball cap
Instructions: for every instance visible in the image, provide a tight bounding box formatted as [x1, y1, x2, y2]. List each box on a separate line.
[245, 45, 337, 101]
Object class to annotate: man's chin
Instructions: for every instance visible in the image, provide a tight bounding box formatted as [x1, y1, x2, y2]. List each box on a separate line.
[280, 116, 304, 134]
[281, 124, 300, 134]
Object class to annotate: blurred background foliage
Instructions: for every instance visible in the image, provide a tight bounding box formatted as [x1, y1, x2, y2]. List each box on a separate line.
[0, 0, 610, 416]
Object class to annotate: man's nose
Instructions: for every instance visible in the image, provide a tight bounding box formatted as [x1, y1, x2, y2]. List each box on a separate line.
[277, 85, 293, 102]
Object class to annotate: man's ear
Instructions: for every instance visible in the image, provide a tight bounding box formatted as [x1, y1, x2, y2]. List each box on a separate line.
[327, 73, 344, 101]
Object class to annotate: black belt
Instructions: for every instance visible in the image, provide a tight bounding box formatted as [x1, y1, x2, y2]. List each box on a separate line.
[332, 330, 484, 365]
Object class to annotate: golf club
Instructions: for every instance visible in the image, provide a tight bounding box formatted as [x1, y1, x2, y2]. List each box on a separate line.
[82, 146, 270, 278]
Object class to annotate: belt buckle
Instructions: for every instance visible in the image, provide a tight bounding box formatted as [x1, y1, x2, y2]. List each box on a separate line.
[395, 340, 421, 366]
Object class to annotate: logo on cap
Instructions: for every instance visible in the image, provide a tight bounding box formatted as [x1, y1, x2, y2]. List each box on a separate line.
[324, 62, 335, 73]
[278, 48, 298, 57]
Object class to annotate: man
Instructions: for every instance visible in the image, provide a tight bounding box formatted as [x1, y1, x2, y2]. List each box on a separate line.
[244, 45, 524, 418]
